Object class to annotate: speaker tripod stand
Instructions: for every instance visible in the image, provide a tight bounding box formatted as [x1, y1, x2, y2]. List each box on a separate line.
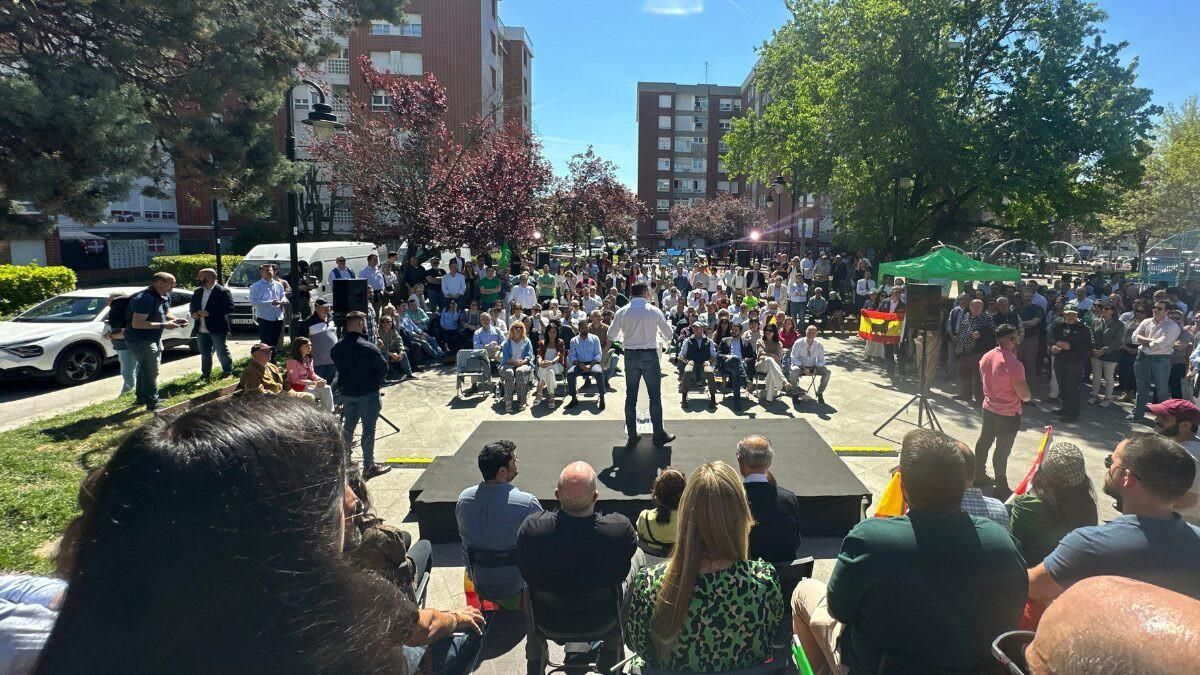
[874, 328, 942, 435]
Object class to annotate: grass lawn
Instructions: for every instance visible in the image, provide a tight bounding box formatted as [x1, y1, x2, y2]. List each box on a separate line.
[0, 369, 245, 573]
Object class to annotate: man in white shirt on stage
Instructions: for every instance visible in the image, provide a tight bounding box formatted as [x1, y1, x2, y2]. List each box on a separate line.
[789, 325, 831, 405]
[608, 283, 676, 447]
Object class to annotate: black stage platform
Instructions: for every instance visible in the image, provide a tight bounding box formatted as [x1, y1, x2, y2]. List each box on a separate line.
[409, 419, 871, 544]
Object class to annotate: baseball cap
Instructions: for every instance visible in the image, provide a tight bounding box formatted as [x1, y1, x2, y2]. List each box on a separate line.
[1146, 398, 1200, 428]
[314, 298, 330, 307]
[1062, 302, 1079, 313]
[1039, 443, 1087, 487]
[692, 320, 708, 329]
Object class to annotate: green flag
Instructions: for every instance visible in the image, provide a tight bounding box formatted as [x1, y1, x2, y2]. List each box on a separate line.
[498, 242, 511, 269]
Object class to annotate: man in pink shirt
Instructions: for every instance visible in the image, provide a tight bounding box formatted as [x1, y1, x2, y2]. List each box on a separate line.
[975, 324, 1032, 500]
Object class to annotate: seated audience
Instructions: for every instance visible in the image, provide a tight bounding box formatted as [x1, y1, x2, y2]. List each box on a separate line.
[1028, 432, 1200, 606]
[625, 461, 784, 672]
[958, 444, 1010, 530]
[792, 428, 1027, 674]
[455, 440, 542, 606]
[678, 321, 718, 409]
[343, 464, 428, 601]
[465, 311, 504, 384]
[789, 325, 831, 404]
[1010, 443, 1097, 566]
[755, 323, 789, 402]
[517, 462, 639, 672]
[284, 337, 335, 411]
[533, 322, 566, 407]
[1021, 576, 1200, 674]
[718, 321, 755, 409]
[377, 315, 415, 382]
[734, 435, 802, 563]
[499, 322, 534, 413]
[240, 343, 312, 400]
[37, 397, 483, 674]
[635, 469, 687, 556]
[565, 320, 607, 410]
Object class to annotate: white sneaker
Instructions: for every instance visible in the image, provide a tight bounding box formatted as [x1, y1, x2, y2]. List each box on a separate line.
[1099, 398, 1111, 408]
[1087, 397, 1099, 405]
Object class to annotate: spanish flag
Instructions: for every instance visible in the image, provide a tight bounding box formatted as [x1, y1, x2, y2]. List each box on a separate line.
[859, 309, 903, 345]
[1007, 426, 1053, 504]
[874, 472, 906, 517]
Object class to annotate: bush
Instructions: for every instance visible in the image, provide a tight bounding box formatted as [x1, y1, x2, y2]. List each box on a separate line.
[149, 254, 244, 284]
[0, 264, 77, 315]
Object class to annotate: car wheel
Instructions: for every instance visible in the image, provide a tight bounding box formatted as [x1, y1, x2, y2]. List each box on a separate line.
[54, 344, 104, 386]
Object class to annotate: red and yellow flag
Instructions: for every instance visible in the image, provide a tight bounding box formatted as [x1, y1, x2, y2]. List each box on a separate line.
[859, 309, 903, 344]
[874, 472, 906, 517]
[1008, 426, 1053, 504]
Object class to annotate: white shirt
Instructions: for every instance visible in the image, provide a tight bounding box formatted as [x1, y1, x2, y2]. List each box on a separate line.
[1134, 316, 1181, 356]
[608, 297, 673, 350]
[790, 338, 826, 368]
[249, 278, 287, 321]
[442, 272, 467, 297]
[360, 265, 385, 291]
[662, 288, 682, 307]
[508, 284, 537, 309]
[789, 282, 809, 303]
[856, 278, 876, 297]
[800, 258, 815, 280]
[583, 295, 602, 314]
[198, 285, 214, 334]
[687, 289, 709, 308]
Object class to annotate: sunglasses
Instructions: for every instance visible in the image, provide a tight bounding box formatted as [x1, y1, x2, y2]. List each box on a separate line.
[1104, 453, 1140, 479]
[991, 630, 1035, 675]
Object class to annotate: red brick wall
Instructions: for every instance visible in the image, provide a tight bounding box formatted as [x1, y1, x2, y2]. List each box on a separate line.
[502, 38, 530, 128]
[636, 90, 666, 249]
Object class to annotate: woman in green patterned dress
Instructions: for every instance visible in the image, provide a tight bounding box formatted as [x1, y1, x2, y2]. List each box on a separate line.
[625, 461, 785, 671]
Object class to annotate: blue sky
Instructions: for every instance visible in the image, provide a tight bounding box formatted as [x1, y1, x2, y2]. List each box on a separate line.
[499, 0, 1200, 188]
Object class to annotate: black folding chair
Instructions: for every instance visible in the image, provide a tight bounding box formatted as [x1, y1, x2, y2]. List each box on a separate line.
[526, 584, 625, 674]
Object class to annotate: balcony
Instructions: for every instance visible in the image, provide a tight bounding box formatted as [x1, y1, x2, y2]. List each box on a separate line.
[325, 58, 349, 75]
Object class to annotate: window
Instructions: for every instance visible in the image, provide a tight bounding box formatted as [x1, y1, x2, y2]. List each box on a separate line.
[691, 158, 705, 172]
[655, 219, 669, 232]
[490, 66, 497, 90]
[293, 97, 310, 111]
[694, 116, 706, 131]
[717, 180, 729, 192]
[371, 91, 392, 111]
[694, 96, 708, 111]
[369, 15, 422, 36]
[524, 48, 530, 66]
[719, 99, 732, 112]
[657, 199, 670, 212]
[657, 137, 671, 150]
[370, 51, 423, 75]
[491, 32, 497, 55]
[718, 120, 732, 131]
[524, 77, 530, 95]
[676, 138, 692, 153]
[657, 158, 671, 171]
[658, 94, 672, 108]
[733, 100, 743, 111]
[404, 14, 423, 36]
[693, 136, 706, 146]
[657, 179, 670, 192]
[658, 115, 671, 130]
[730, 182, 740, 195]
[718, 141, 728, 153]
[717, 159, 727, 174]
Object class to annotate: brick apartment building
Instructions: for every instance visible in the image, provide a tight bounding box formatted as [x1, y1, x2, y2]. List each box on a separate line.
[8, 1, 534, 279]
[635, 71, 830, 254]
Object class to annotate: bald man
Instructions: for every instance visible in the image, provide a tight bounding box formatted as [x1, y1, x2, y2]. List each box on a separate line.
[1022, 576, 1200, 674]
[517, 461, 639, 672]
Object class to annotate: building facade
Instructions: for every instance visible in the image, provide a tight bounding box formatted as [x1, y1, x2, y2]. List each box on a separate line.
[635, 71, 832, 255]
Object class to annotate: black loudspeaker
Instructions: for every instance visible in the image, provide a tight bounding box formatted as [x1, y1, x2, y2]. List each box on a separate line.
[537, 250, 550, 269]
[332, 278, 369, 313]
[736, 248, 752, 268]
[905, 283, 944, 332]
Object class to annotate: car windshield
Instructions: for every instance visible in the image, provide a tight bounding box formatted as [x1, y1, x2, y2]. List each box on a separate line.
[228, 260, 292, 288]
[15, 296, 108, 323]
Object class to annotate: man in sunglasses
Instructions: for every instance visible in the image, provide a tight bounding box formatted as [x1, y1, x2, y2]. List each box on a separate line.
[1127, 299, 1180, 421]
[1027, 432, 1200, 608]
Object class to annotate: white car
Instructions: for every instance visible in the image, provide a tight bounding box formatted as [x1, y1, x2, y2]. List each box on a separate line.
[0, 286, 196, 386]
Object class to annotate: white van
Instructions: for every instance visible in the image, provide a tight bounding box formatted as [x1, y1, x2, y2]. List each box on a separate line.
[225, 241, 381, 327]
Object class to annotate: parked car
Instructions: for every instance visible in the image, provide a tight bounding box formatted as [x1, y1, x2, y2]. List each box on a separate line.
[0, 287, 196, 386]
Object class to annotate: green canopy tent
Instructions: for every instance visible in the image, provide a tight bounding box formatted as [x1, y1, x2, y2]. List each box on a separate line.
[877, 247, 1021, 283]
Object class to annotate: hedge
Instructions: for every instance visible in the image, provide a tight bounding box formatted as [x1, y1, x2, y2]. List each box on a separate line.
[0, 264, 77, 315]
[149, 254, 244, 284]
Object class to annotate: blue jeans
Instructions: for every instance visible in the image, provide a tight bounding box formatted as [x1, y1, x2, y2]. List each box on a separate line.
[403, 632, 481, 675]
[788, 300, 806, 320]
[341, 392, 382, 467]
[115, 347, 138, 396]
[720, 356, 748, 401]
[314, 364, 337, 384]
[623, 349, 665, 438]
[196, 331, 233, 377]
[125, 341, 161, 409]
[1133, 353, 1171, 417]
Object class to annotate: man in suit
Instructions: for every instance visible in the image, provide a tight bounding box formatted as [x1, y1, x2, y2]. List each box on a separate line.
[718, 321, 757, 409]
[678, 321, 718, 410]
[736, 435, 801, 563]
[745, 264, 766, 294]
[878, 285, 907, 377]
[190, 267, 234, 380]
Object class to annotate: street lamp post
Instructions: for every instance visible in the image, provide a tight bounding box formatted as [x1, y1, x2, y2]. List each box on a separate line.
[283, 79, 343, 339]
[766, 173, 788, 262]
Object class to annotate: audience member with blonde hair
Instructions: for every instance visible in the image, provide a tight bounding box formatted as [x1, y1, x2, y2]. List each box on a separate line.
[625, 461, 784, 672]
[499, 321, 533, 413]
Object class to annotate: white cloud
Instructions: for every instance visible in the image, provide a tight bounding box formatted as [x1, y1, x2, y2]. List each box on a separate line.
[643, 0, 704, 16]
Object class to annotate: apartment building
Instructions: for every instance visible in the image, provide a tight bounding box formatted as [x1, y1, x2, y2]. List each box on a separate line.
[635, 70, 832, 253]
[636, 82, 744, 250]
[177, 0, 533, 246]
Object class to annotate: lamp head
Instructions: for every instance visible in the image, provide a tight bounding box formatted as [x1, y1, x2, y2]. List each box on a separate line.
[303, 102, 344, 141]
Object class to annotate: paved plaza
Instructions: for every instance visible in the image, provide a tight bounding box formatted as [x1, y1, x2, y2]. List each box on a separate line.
[359, 333, 1125, 671]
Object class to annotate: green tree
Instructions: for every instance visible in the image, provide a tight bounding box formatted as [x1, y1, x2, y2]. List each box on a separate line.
[0, 0, 406, 235]
[725, 0, 1157, 256]
[1103, 97, 1200, 257]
